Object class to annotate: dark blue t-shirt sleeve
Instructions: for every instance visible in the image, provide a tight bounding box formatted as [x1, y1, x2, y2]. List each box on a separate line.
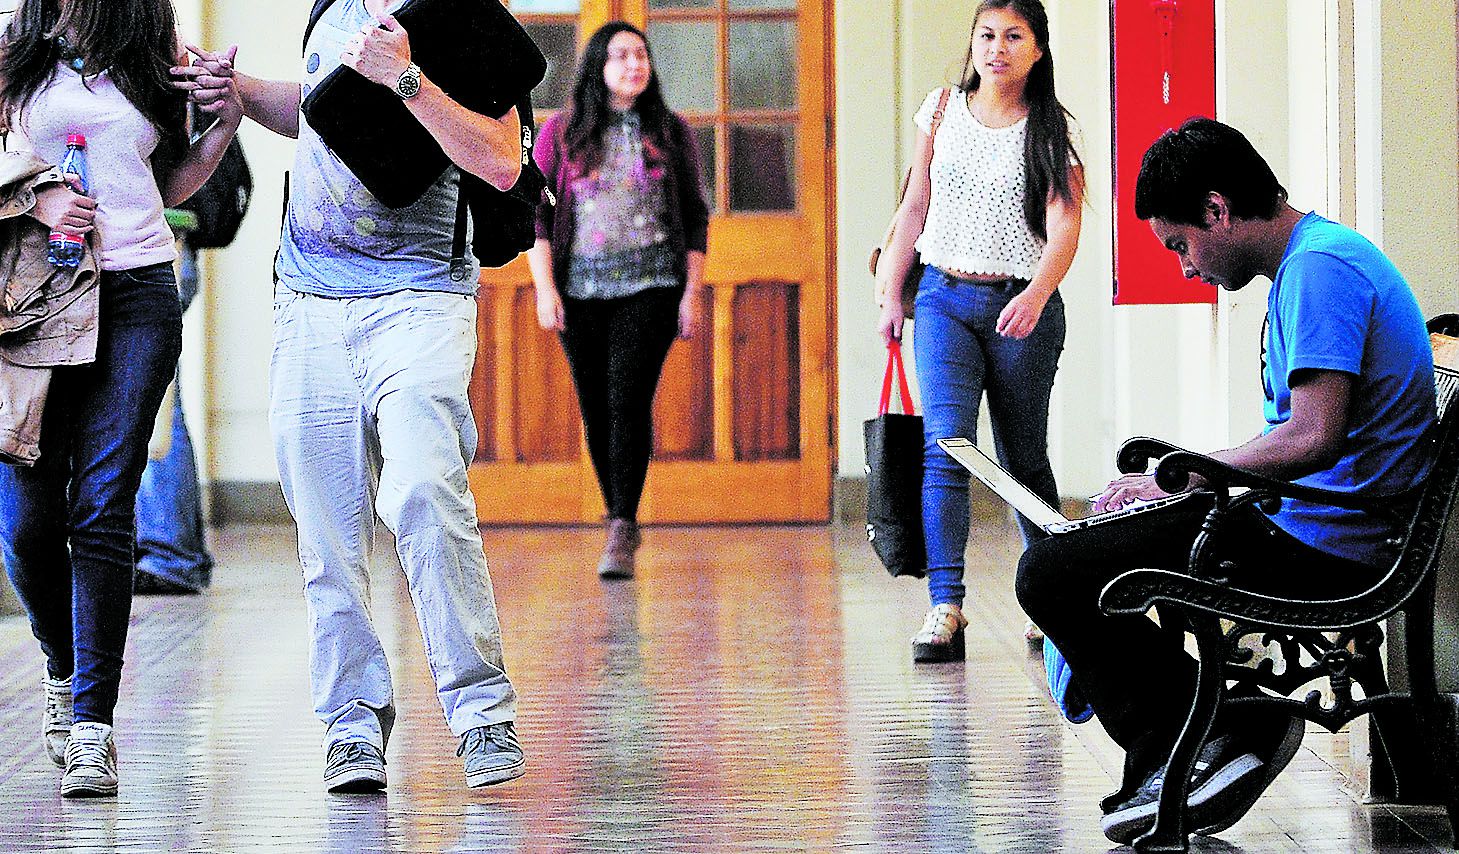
[1275, 251, 1374, 382]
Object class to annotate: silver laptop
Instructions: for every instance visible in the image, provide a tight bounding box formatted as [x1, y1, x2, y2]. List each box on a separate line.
[937, 437, 1195, 535]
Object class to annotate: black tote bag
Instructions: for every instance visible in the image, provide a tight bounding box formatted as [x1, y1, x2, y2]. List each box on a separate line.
[863, 341, 926, 578]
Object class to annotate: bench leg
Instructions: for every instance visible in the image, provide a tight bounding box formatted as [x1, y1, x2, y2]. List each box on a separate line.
[1134, 615, 1225, 853]
[1430, 693, 1459, 841]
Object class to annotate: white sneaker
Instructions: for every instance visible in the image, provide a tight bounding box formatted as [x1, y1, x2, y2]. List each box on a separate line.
[61, 722, 118, 798]
[43, 676, 73, 768]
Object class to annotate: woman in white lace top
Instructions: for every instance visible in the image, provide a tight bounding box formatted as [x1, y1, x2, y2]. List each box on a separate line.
[874, 0, 1083, 664]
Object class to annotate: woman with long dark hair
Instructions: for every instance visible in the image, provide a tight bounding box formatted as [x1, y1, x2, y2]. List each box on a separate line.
[874, 0, 1082, 662]
[0, 0, 240, 796]
[529, 21, 709, 579]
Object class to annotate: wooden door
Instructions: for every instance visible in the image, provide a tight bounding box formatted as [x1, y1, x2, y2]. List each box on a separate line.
[468, 0, 833, 524]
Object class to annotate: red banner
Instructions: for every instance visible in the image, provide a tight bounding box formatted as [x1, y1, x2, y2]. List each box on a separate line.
[1111, 0, 1217, 305]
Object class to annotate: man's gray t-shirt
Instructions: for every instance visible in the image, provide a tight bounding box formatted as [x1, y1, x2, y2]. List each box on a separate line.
[275, 0, 479, 297]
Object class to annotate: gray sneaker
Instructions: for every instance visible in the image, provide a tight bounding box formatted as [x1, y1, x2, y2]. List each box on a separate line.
[43, 676, 73, 768]
[61, 721, 118, 798]
[457, 722, 525, 788]
[324, 741, 387, 793]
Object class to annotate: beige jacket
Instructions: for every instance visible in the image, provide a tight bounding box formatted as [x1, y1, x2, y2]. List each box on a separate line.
[0, 150, 101, 465]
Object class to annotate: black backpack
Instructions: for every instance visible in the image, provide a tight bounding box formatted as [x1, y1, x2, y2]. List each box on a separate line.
[303, 0, 551, 270]
[177, 126, 252, 249]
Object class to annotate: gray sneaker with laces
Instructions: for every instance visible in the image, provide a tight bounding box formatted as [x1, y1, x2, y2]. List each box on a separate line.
[324, 741, 387, 793]
[43, 676, 73, 768]
[457, 722, 525, 788]
[61, 721, 118, 798]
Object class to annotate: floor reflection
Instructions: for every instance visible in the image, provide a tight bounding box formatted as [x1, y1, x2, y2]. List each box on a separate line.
[0, 523, 1449, 852]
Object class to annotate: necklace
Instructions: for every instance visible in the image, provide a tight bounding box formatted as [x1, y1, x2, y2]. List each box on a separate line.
[54, 35, 87, 73]
[968, 94, 1027, 129]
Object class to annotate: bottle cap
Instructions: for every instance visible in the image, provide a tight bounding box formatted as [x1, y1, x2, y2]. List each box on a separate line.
[49, 231, 84, 244]
[66, 133, 86, 147]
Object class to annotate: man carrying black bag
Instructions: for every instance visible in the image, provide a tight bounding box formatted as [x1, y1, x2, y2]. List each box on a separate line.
[174, 0, 529, 794]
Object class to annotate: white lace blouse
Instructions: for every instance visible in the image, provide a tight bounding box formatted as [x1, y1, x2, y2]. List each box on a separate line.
[912, 88, 1044, 280]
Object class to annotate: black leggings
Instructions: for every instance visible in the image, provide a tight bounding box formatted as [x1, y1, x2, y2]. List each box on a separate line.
[560, 287, 681, 522]
[1014, 493, 1379, 769]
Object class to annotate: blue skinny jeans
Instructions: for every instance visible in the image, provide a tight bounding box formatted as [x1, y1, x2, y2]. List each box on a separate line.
[135, 247, 213, 591]
[0, 263, 182, 724]
[912, 266, 1065, 608]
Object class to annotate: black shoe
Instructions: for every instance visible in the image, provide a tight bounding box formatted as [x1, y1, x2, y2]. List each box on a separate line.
[1193, 714, 1304, 837]
[1100, 732, 1265, 845]
[133, 572, 201, 595]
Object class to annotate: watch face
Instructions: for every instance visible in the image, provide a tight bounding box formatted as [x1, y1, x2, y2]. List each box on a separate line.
[398, 67, 421, 98]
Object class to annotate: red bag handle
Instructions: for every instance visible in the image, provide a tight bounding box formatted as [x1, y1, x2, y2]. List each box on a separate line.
[879, 340, 916, 416]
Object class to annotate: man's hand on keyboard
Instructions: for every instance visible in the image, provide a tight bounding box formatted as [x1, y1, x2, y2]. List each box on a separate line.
[1092, 473, 1175, 514]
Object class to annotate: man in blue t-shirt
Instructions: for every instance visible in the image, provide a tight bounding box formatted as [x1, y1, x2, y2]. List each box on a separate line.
[177, 0, 526, 794]
[1015, 118, 1437, 844]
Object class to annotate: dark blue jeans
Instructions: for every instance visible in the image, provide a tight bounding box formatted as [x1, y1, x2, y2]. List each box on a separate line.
[136, 245, 213, 591]
[0, 263, 183, 724]
[912, 266, 1065, 608]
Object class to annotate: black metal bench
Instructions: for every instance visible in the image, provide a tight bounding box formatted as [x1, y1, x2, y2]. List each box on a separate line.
[1096, 313, 1459, 852]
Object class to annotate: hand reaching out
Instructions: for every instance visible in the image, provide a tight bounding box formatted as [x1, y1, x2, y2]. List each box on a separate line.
[171, 44, 243, 126]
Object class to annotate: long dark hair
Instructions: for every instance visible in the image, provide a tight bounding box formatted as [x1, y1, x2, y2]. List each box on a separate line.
[0, 0, 188, 173]
[959, 0, 1077, 240]
[564, 21, 674, 171]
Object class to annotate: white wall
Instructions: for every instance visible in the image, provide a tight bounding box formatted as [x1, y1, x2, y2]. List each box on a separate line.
[197, 0, 305, 485]
[1357, 0, 1459, 315]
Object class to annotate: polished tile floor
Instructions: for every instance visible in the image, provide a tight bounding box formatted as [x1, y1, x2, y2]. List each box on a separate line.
[0, 515, 1453, 852]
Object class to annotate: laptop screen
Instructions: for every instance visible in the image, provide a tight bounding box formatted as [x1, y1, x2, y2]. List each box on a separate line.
[937, 438, 1068, 530]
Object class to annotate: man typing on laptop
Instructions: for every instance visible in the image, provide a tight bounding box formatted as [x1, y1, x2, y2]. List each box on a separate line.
[1013, 118, 1437, 844]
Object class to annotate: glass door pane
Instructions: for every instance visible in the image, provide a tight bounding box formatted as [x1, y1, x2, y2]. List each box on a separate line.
[523, 22, 579, 111]
[647, 21, 721, 113]
[509, 0, 583, 113]
[510, 0, 581, 11]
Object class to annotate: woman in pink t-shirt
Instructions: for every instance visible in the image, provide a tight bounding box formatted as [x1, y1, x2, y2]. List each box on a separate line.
[0, 0, 240, 799]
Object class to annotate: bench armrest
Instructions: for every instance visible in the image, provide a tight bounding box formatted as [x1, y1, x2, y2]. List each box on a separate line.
[1098, 567, 1396, 634]
[1152, 449, 1418, 516]
[1116, 436, 1187, 474]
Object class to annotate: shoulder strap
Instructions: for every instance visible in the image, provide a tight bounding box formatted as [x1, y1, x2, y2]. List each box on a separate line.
[450, 96, 539, 274]
[450, 172, 470, 281]
[917, 87, 952, 198]
[303, 0, 338, 53]
[929, 87, 952, 143]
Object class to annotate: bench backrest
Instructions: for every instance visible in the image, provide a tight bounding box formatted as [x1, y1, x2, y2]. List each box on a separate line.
[1425, 314, 1459, 688]
[1370, 322, 1459, 623]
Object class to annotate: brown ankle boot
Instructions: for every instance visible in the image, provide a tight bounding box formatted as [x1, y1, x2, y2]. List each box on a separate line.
[597, 518, 639, 579]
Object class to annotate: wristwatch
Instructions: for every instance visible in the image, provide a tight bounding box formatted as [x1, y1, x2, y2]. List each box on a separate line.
[395, 63, 422, 99]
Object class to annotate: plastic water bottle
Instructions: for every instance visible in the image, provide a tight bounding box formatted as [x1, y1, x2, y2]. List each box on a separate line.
[46, 133, 90, 269]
